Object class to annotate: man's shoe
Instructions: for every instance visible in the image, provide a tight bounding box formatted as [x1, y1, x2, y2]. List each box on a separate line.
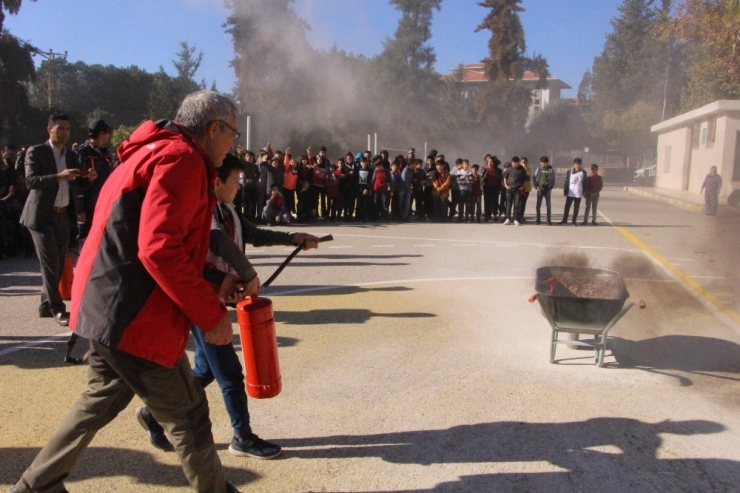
[229, 434, 282, 460]
[64, 355, 84, 365]
[135, 407, 174, 452]
[559, 220, 566, 225]
[514, 220, 521, 226]
[39, 303, 53, 318]
[503, 219, 511, 225]
[581, 221, 587, 225]
[535, 220, 541, 225]
[53, 311, 70, 326]
[592, 221, 597, 226]
[547, 221, 553, 225]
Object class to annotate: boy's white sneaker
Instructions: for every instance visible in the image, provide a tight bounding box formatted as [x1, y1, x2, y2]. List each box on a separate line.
[503, 219, 511, 225]
[514, 220, 521, 226]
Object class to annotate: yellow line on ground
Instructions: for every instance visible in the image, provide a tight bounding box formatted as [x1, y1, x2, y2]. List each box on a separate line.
[615, 226, 740, 326]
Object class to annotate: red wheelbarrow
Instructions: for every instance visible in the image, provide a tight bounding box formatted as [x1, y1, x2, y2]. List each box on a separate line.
[528, 266, 646, 367]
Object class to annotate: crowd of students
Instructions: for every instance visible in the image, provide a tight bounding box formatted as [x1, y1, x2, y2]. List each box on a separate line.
[0, 138, 608, 260]
[230, 144, 604, 227]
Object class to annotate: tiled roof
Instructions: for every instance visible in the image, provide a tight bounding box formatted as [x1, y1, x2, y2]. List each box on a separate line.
[440, 64, 571, 89]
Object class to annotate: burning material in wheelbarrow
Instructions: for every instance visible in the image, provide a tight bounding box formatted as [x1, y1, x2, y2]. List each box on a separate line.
[527, 266, 646, 366]
[236, 235, 333, 398]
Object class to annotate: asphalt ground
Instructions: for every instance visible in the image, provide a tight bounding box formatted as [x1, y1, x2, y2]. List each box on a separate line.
[1, 187, 739, 492]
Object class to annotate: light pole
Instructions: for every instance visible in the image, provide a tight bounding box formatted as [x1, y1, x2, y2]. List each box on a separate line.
[32, 49, 68, 109]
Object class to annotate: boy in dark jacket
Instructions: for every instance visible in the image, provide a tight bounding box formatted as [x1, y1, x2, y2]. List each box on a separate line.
[583, 164, 603, 225]
[534, 156, 556, 225]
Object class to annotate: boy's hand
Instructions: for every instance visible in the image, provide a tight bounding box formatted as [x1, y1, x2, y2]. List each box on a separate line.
[292, 233, 320, 250]
[204, 314, 234, 345]
[219, 274, 249, 304]
[239, 276, 260, 297]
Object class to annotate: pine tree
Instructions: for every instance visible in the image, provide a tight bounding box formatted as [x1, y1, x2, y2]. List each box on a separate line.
[474, 0, 549, 149]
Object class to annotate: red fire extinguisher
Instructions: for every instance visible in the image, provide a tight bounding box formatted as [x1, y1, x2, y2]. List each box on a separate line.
[236, 235, 333, 399]
[59, 253, 74, 301]
[237, 295, 281, 399]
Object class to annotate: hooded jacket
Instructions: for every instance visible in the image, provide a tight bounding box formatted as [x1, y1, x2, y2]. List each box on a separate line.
[70, 120, 226, 368]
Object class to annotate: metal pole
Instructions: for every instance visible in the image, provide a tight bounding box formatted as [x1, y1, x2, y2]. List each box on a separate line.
[367, 134, 371, 152]
[246, 116, 251, 151]
[424, 142, 427, 160]
[374, 133, 377, 155]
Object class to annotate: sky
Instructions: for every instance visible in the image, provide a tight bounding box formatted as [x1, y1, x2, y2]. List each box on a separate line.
[5, 0, 625, 98]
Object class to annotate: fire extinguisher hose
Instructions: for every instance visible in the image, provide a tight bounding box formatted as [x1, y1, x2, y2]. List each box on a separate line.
[261, 234, 334, 289]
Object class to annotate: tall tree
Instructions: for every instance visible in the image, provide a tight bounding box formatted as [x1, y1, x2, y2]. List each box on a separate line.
[0, 0, 36, 144]
[372, 0, 443, 143]
[474, 0, 549, 150]
[590, 0, 678, 162]
[666, 0, 740, 111]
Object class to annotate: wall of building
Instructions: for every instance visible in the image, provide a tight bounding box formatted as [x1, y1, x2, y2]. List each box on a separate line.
[656, 113, 739, 197]
[721, 114, 740, 185]
[655, 126, 691, 191]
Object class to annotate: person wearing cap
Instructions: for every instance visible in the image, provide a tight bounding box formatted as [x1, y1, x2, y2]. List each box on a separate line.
[74, 119, 115, 241]
[20, 113, 98, 328]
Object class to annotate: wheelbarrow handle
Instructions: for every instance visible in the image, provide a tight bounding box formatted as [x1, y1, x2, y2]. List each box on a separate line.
[633, 299, 647, 309]
[528, 293, 539, 303]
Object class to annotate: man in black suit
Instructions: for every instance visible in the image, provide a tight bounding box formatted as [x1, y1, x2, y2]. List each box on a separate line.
[20, 113, 97, 326]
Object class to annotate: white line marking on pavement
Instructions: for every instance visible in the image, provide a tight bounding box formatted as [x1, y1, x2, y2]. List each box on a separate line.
[413, 244, 434, 247]
[688, 275, 725, 280]
[452, 244, 476, 247]
[333, 234, 640, 253]
[328, 246, 352, 249]
[371, 245, 394, 248]
[665, 258, 696, 262]
[0, 333, 69, 357]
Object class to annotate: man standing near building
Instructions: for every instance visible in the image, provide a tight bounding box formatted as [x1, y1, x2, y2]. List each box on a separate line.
[20, 113, 97, 326]
[700, 166, 722, 216]
[12, 91, 245, 493]
[74, 119, 115, 240]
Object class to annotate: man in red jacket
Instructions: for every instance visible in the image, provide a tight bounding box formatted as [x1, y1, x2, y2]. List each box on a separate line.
[13, 91, 245, 493]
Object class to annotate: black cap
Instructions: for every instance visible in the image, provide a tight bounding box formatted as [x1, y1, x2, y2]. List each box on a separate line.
[89, 119, 114, 134]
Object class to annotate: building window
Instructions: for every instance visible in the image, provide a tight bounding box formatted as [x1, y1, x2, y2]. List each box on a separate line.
[691, 122, 700, 149]
[533, 90, 541, 109]
[701, 125, 708, 146]
[664, 145, 671, 173]
[707, 117, 716, 148]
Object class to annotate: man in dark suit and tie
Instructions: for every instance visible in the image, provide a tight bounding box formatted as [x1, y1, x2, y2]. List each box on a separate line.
[20, 113, 97, 326]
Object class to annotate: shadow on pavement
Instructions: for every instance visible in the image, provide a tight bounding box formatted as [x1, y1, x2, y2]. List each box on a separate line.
[276, 308, 435, 326]
[269, 285, 414, 297]
[0, 336, 86, 369]
[608, 335, 740, 386]
[0, 446, 257, 491]
[280, 418, 737, 492]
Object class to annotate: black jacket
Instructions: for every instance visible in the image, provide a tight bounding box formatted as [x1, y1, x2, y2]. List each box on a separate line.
[20, 142, 84, 230]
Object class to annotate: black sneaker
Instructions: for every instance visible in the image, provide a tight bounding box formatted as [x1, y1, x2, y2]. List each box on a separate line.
[228, 434, 282, 459]
[135, 407, 174, 452]
[39, 302, 53, 318]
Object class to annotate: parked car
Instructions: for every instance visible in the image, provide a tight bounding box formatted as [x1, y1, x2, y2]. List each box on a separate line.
[633, 164, 656, 185]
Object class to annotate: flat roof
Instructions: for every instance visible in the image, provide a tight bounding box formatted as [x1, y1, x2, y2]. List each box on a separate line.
[651, 100, 740, 133]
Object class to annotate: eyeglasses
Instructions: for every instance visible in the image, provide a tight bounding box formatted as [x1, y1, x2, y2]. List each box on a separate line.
[214, 120, 241, 140]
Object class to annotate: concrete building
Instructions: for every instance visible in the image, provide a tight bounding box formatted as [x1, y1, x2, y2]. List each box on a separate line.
[651, 100, 740, 198]
[440, 64, 572, 124]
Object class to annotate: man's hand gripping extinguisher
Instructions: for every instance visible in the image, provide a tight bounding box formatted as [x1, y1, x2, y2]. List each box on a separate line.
[236, 235, 333, 399]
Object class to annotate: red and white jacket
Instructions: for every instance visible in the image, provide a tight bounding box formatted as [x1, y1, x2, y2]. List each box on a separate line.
[70, 120, 226, 368]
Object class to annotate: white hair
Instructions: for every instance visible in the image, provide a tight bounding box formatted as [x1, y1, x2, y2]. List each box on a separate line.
[175, 90, 237, 137]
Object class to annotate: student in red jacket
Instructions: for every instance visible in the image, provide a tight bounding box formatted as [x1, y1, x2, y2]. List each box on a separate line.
[13, 91, 246, 493]
[371, 156, 391, 221]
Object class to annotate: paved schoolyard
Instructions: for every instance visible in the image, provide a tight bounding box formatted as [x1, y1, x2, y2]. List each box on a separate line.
[1, 189, 739, 492]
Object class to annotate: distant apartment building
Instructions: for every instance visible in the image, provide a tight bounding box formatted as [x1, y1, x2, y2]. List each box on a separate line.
[440, 63, 572, 124]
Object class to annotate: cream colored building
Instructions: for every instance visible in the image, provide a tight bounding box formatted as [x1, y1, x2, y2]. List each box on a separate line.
[651, 100, 740, 197]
